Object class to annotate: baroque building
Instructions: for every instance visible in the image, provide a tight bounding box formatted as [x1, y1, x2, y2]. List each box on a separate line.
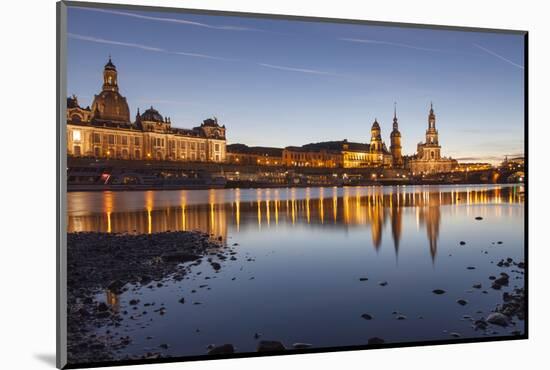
[409, 103, 457, 174]
[281, 119, 393, 168]
[226, 144, 284, 166]
[66, 58, 227, 162]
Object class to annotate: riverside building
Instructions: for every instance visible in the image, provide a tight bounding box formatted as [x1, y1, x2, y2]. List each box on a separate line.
[66, 58, 227, 162]
[408, 103, 458, 174]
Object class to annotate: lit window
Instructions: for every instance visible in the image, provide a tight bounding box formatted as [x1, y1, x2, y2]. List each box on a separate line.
[72, 130, 81, 142]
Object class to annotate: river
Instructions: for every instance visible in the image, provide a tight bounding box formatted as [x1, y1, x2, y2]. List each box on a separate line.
[67, 184, 525, 358]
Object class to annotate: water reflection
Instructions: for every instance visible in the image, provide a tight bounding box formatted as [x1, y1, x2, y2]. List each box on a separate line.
[106, 289, 120, 312]
[68, 186, 523, 262]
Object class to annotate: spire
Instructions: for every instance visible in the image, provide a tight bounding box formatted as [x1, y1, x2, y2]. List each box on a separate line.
[428, 101, 436, 129]
[393, 102, 399, 130]
[104, 55, 116, 70]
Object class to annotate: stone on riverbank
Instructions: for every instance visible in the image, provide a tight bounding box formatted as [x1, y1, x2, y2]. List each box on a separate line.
[486, 312, 509, 327]
[207, 344, 235, 355]
[292, 343, 313, 349]
[367, 337, 385, 345]
[257, 340, 286, 352]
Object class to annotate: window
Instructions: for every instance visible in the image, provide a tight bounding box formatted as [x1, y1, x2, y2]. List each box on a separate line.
[93, 133, 101, 144]
[94, 147, 101, 157]
[121, 136, 128, 145]
[108, 135, 115, 145]
[191, 143, 196, 151]
[134, 137, 140, 146]
[215, 143, 220, 152]
[72, 130, 81, 142]
[180, 141, 186, 149]
[73, 146, 81, 156]
[135, 150, 141, 159]
[200, 143, 205, 151]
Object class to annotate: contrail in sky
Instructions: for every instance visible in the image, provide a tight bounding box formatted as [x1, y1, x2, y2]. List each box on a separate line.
[68, 33, 236, 61]
[473, 43, 524, 69]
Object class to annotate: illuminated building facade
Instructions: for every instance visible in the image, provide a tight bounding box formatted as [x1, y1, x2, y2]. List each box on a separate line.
[282, 145, 343, 168]
[282, 119, 393, 168]
[456, 163, 493, 172]
[409, 103, 458, 174]
[66, 58, 227, 162]
[226, 144, 283, 166]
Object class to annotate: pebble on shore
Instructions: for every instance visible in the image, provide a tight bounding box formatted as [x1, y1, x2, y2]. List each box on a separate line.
[257, 340, 286, 352]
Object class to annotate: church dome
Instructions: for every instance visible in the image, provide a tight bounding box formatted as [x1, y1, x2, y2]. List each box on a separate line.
[141, 106, 164, 122]
[90, 57, 130, 123]
[91, 91, 130, 123]
[390, 128, 401, 137]
[201, 117, 220, 127]
[104, 57, 116, 71]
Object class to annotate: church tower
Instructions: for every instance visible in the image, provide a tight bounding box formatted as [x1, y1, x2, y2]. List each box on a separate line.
[419, 102, 441, 161]
[426, 102, 439, 146]
[370, 118, 383, 153]
[102, 56, 119, 92]
[91, 56, 130, 123]
[390, 103, 403, 167]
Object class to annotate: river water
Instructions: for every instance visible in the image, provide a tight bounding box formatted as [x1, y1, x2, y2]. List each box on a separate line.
[67, 184, 525, 358]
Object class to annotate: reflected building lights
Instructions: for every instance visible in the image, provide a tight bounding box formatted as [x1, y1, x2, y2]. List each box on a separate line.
[69, 186, 523, 263]
[275, 199, 279, 225]
[306, 188, 311, 224]
[235, 189, 241, 232]
[333, 187, 338, 223]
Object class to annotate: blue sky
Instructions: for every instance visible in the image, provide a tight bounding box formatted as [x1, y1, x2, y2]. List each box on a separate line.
[66, 6, 525, 164]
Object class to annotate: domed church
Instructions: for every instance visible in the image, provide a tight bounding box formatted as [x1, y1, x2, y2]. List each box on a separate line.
[66, 58, 227, 162]
[90, 57, 130, 123]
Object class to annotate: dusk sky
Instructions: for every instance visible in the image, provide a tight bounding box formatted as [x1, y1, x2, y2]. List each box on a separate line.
[67, 5, 525, 164]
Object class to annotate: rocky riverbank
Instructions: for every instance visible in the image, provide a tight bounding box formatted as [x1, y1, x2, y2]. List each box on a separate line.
[65, 230, 526, 365]
[66, 231, 226, 364]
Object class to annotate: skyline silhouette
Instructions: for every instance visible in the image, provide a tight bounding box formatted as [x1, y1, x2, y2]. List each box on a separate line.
[67, 6, 525, 164]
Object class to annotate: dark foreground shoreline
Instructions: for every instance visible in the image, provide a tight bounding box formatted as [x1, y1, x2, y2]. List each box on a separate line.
[66, 231, 228, 364]
[66, 231, 525, 365]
